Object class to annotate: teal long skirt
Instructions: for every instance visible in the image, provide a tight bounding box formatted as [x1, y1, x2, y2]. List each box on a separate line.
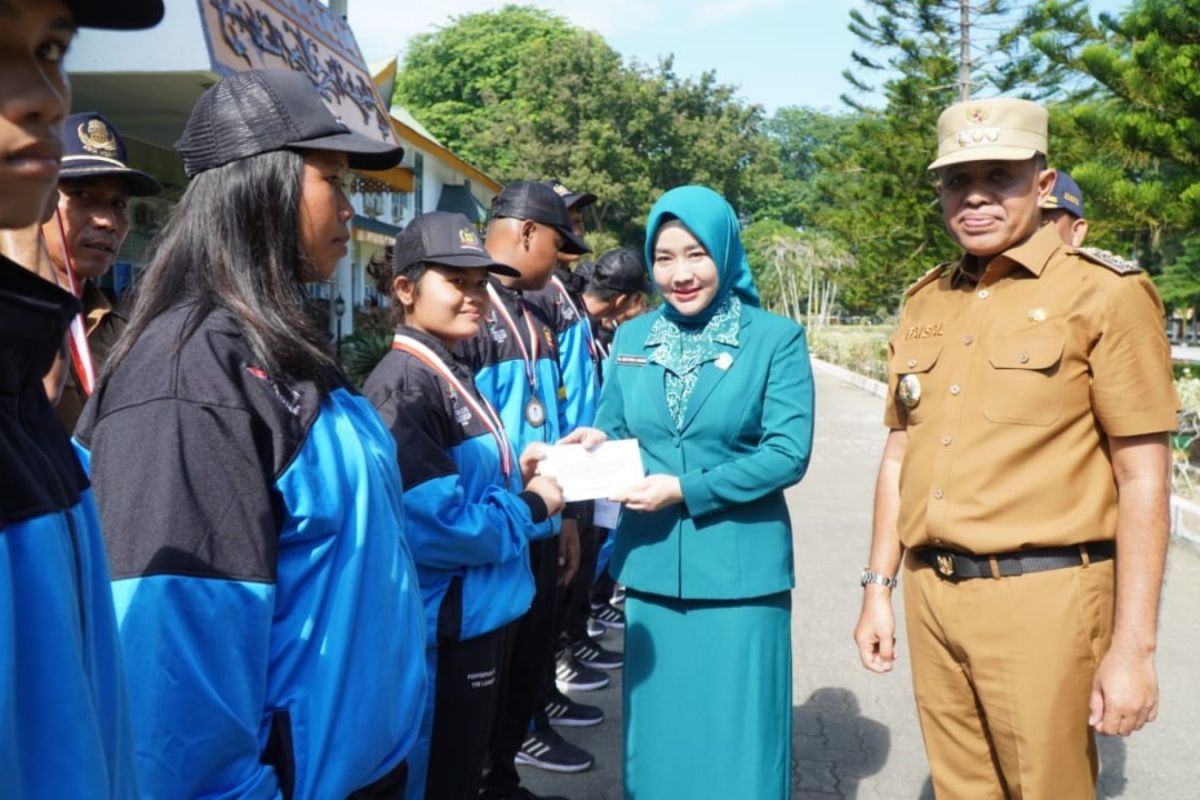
[623, 589, 792, 800]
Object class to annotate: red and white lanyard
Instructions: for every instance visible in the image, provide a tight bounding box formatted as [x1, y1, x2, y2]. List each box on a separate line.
[392, 334, 513, 479]
[50, 210, 95, 395]
[486, 283, 541, 392]
[550, 275, 596, 359]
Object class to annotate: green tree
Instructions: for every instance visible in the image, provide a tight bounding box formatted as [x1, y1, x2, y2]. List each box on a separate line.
[1018, 0, 1200, 278]
[810, 0, 1028, 314]
[394, 6, 772, 246]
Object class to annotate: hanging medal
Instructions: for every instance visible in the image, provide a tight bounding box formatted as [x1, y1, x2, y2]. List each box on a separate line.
[392, 334, 514, 480]
[487, 284, 547, 428]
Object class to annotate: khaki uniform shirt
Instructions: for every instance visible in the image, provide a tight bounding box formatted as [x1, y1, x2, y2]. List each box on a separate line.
[55, 281, 126, 434]
[885, 224, 1178, 553]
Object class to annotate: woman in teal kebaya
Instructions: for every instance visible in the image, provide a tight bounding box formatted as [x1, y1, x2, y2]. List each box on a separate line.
[565, 186, 815, 798]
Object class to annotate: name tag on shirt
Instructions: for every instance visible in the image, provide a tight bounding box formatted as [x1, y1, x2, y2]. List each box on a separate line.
[616, 355, 647, 367]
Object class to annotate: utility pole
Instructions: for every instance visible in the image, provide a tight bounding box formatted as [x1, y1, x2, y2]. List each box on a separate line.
[959, 0, 971, 101]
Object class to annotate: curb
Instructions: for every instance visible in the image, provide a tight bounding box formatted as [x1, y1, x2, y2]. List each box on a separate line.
[811, 357, 887, 398]
[813, 356, 1200, 550]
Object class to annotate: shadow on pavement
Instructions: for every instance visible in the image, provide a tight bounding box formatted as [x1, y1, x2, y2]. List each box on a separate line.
[792, 687, 888, 799]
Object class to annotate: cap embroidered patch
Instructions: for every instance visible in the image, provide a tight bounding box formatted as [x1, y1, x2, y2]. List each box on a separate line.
[78, 118, 119, 157]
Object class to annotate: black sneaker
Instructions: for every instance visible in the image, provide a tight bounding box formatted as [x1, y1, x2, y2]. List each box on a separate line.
[543, 686, 604, 727]
[555, 652, 610, 691]
[570, 635, 623, 670]
[585, 616, 606, 639]
[590, 601, 626, 630]
[515, 728, 594, 773]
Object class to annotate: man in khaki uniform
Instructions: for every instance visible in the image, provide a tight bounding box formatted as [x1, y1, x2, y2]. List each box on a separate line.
[853, 98, 1176, 799]
[40, 112, 161, 431]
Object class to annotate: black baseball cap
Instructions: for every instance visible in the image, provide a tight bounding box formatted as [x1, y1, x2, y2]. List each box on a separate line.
[176, 69, 404, 178]
[593, 247, 651, 294]
[68, 0, 163, 29]
[490, 181, 591, 255]
[542, 179, 597, 211]
[393, 212, 519, 278]
[59, 113, 161, 196]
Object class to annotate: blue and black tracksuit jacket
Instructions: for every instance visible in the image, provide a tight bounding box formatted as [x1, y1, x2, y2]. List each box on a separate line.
[0, 257, 136, 798]
[363, 326, 551, 799]
[525, 268, 599, 435]
[74, 303, 427, 799]
[526, 269, 601, 526]
[456, 279, 566, 533]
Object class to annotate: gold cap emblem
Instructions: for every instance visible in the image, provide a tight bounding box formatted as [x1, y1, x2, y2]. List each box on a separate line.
[78, 118, 118, 157]
[459, 228, 479, 246]
[552, 183, 570, 196]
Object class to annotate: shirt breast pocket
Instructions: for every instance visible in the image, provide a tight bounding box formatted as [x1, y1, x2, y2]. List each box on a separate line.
[890, 341, 943, 426]
[982, 333, 1066, 426]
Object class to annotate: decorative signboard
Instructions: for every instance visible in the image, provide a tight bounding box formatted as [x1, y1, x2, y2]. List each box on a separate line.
[199, 0, 394, 145]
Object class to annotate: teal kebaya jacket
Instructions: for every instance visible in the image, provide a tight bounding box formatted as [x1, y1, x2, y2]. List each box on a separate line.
[595, 302, 815, 600]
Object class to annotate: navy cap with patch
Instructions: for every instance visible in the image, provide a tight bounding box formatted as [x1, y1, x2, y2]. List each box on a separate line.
[393, 211, 519, 278]
[59, 113, 161, 196]
[1043, 170, 1085, 218]
[491, 181, 591, 255]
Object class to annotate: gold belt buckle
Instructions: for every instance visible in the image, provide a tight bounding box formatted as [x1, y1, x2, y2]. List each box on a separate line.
[935, 553, 955, 577]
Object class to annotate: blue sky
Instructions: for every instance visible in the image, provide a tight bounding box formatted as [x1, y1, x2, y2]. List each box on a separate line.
[348, 0, 1132, 114]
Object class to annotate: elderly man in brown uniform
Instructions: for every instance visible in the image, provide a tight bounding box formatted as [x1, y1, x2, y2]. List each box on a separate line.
[853, 97, 1176, 799]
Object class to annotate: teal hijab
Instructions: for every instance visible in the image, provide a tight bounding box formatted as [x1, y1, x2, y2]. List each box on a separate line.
[644, 185, 761, 326]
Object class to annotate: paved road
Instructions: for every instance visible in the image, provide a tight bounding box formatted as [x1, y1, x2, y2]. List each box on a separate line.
[523, 367, 1200, 799]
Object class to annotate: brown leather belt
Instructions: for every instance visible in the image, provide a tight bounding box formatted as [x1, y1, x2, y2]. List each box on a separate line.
[915, 541, 1115, 582]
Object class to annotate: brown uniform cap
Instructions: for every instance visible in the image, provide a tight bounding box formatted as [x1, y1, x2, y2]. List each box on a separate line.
[929, 97, 1048, 171]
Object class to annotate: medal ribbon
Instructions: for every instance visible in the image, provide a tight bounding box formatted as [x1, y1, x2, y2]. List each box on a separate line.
[50, 211, 95, 395]
[392, 334, 513, 479]
[486, 284, 541, 392]
[550, 275, 596, 359]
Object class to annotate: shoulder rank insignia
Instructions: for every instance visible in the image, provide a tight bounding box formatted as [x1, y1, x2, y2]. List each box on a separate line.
[1076, 247, 1142, 275]
[903, 263, 951, 298]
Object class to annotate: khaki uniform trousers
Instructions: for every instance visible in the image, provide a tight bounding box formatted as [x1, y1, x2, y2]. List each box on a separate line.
[902, 549, 1115, 800]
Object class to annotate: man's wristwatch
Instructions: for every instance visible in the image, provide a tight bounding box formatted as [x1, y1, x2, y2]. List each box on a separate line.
[860, 568, 898, 589]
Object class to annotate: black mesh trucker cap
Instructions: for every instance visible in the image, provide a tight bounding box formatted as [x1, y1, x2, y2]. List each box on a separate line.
[542, 179, 597, 210]
[67, 0, 163, 29]
[490, 181, 591, 255]
[393, 212, 519, 278]
[176, 69, 403, 178]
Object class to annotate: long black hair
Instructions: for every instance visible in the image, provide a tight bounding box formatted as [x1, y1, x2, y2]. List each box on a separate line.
[104, 149, 338, 391]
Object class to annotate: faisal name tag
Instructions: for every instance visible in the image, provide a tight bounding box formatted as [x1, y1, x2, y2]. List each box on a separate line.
[616, 355, 648, 367]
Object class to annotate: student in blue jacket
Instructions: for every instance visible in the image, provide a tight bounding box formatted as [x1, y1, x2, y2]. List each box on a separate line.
[363, 212, 565, 799]
[565, 186, 815, 799]
[0, 1, 161, 797]
[74, 69, 427, 799]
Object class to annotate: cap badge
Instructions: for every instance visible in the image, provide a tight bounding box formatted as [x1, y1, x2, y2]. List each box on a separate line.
[1028, 308, 1047, 322]
[78, 119, 118, 157]
[956, 103, 1000, 148]
[458, 228, 483, 251]
[552, 183, 570, 196]
[965, 104, 990, 124]
[898, 374, 922, 409]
